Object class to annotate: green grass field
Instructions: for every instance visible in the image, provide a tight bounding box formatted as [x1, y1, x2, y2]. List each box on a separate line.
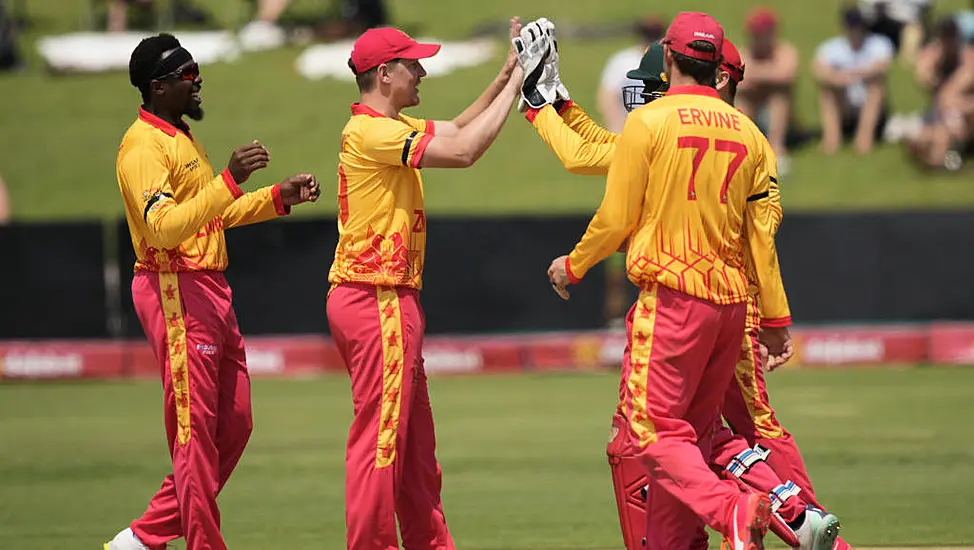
[4, 0, 974, 221]
[2, 366, 973, 549]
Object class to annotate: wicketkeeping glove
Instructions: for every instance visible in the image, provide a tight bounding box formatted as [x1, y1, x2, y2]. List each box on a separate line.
[513, 19, 559, 111]
[536, 18, 570, 102]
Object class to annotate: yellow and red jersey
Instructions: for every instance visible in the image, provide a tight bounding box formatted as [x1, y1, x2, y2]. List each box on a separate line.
[526, 101, 616, 175]
[744, 143, 783, 331]
[117, 108, 288, 273]
[328, 103, 434, 291]
[564, 86, 790, 325]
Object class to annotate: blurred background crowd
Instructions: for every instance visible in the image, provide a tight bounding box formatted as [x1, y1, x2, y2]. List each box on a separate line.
[2, 0, 974, 225]
[595, 0, 974, 175]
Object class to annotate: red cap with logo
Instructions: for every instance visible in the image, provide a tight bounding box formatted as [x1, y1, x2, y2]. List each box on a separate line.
[349, 27, 441, 74]
[662, 12, 724, 63]
[721, 38, 745, 83]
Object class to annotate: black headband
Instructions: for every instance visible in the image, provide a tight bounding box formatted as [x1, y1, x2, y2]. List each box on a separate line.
[144, 46, 194, 85]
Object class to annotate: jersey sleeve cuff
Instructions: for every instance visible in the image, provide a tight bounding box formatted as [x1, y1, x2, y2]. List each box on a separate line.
[221, 168, 243, 199]
[555, 99, 574, 115]
[760, 316, 792, 328]
[409, 133, 434, 168]
[271, 184, 290, 216]
[525, 105, 546, 124]
[425, 120, 435, 136]
[565, 256, 581, 284]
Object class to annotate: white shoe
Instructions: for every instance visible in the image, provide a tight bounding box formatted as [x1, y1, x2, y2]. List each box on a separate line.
[104, 527, 151, 550]
[793, 506, 841, 550]
[883, 114, 907, 143]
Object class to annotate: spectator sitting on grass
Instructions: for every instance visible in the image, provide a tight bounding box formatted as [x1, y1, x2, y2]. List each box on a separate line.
[736, 6, 799, 175]
[907, 16, 974, 170]
[813, 5, 894, 155]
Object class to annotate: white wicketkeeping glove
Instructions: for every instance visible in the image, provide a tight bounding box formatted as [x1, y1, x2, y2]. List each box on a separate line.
[536, 18, 570, 103]
[512, 18, 558, 111]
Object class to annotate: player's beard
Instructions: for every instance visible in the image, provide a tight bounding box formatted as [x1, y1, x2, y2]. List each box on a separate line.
[186, 105, 204, 121]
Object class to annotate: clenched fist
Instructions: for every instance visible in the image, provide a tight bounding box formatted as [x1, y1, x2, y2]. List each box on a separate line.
[278, 173, 320, 206]
[227, 141, 270, 183]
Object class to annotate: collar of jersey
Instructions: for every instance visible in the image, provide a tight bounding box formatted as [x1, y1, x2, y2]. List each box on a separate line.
[664, 85, 720, 99]
[139, 107, 192, 138]
[350, 102, 388, 118]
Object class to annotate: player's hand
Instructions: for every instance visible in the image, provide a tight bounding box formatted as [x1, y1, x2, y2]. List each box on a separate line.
[758, 326, 793, 371]
[547, 254, 572, 300]
[757, 341, 770, 369]
[503, 17, 522, 75]
[228, 140, 270, 184]
[278, 173, 320, 206]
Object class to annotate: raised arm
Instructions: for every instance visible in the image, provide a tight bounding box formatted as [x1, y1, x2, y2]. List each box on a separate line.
[433, 17, 522, 137]
[526, 103, 615, 175]
[419, 65, 522, 168]
[560, 101, 619, 144]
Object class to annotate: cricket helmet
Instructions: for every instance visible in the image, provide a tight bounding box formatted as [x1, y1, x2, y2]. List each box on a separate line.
[623, 42, 669, 112]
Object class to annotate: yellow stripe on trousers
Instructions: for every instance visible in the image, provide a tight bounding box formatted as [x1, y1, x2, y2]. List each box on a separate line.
[375, 286, 405, 469]
[627, 286, 659, 449]
[159, 272, 191, 445]
[735, 335, 784, 439]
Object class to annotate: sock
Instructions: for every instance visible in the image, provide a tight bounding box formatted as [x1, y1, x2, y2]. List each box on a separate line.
[786, 510, 806, 531]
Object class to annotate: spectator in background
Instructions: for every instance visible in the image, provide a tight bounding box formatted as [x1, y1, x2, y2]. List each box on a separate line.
[107, 0, 209, 33]
[0, 173, 10, 224]
[238, 0, 291, 50]
[341, 0, 387, 33]
[955, 0, 974, 43]
[253, 0, 290, 24]
[109, 0, 148, 33]
[908, 16, 974, 170]
[736, 6, 798, 174]
[813, 6, 894, 155]
[596, 15, 666, 133]
[858, 0, 932, 63]
[0, 0, 23, 70]
[241, 0, 387, 42]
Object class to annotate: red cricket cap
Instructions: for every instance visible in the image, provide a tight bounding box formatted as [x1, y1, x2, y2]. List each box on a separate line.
[349, 27, 441, 74]
[746, 7, 778, 34]
[662, 12, 724, 63]
[721, 38, 745, 83]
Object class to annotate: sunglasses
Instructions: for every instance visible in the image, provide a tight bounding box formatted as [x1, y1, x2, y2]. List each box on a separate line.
[156, 62, 200, 82]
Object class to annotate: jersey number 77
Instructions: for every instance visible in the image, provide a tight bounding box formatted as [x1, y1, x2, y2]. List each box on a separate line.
[677, 136, 748, 204]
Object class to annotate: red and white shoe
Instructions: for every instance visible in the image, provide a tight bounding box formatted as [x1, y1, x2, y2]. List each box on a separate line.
[728, 493, 773, 550]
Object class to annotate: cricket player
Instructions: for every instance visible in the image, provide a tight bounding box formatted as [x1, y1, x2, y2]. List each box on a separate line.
[326, 22, 525, 550]
[517, 24, 842, 548]
[711, 38, 849, 550]
[104, 34, 320, 550]
[546, 12, 791, 549]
